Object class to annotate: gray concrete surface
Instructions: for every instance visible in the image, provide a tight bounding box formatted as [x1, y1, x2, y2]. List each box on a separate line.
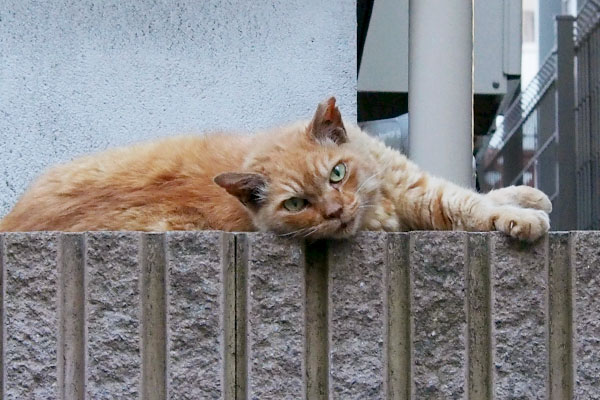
[0, 0, 356, 216]
[410, 232, 467, 398]
[1, 231, 599, 399]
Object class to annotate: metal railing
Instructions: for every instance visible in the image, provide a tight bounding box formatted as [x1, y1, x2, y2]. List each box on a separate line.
[574, 0, 600, 230]
[477, 1, 600, 230]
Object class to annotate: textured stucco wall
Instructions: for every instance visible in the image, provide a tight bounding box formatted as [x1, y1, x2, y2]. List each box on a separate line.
[0, 1, 356, 216]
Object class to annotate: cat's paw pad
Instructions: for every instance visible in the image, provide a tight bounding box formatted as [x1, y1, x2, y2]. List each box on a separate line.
[493, 207, 550, 242]
[487, 186, 552, 213]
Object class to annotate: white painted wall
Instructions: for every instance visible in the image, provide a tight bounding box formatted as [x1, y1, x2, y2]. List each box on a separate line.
[0, 1, 356, 216]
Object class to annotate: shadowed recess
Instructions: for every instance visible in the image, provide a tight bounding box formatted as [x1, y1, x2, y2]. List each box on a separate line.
[0, 235, 5, 400]
[140, 233, 167, 400]
[547, 233, 573, 400]
[467, 234, 493, 400]
[58, 234, 86, 400]
[386, 233, 411, 400]
[234, 234, 249, 400]
[305, 240, 329, 400]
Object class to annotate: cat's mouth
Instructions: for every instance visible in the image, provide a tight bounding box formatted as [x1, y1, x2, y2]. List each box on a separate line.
[331, 216, 359, 238]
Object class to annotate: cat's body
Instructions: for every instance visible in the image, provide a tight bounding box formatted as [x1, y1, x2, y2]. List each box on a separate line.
[0, 98, 552, 241]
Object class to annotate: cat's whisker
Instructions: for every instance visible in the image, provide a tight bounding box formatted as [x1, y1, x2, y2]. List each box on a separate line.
[303, 227, 319, 238]
[356, 158, 393, 195]
[279, 227, 312, 237]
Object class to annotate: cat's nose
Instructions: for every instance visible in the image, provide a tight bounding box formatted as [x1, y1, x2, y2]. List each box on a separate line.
[324, 202, 343, 219]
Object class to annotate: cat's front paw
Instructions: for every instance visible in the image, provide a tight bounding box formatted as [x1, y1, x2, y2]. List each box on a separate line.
[487, 186, 552, 213]
[492, 206, 550, 242]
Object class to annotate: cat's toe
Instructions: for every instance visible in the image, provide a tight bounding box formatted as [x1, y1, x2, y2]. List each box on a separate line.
[537, 194, 553, 213]
[517, 186, 553, 213]
[494, 208, 550, 242]
[487, 186, 552, 213]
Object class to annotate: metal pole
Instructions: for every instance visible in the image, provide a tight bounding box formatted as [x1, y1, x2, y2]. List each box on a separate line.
[408, 0, 474, 188]
[555, 15, 577, 230]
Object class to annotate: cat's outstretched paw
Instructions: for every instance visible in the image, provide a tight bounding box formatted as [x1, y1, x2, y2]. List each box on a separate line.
[492, 206, 550, 242]
[486, 186, 552, 213]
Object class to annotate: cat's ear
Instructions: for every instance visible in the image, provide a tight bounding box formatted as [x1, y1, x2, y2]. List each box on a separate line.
[214, 172, 268, 211]
[308, 97, 348, 145]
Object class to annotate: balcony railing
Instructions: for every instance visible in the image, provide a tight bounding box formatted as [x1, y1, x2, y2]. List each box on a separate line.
[477, 1, 600, 231]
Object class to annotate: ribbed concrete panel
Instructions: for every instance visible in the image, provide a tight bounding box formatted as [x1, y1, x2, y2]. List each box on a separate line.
[573, 231, 600, 398]
[410, 232, 468, 399]
[0, 231, 598, 399]
[166, 231, 231, 399]
[3, 233, 59, 399]
[85, 232, 141, 399]
[328, 232, 388, 399]
[491, 234, 548, 399]
[240, 233, 306, 399]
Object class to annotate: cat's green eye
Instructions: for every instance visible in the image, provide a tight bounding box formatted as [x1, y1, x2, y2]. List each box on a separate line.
[330, 163, 346, 183]
[283, 197, 307, 212]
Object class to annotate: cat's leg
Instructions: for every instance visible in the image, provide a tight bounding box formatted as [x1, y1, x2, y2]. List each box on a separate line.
[485, 185, 552, 213]
[400, 175, 550, 241]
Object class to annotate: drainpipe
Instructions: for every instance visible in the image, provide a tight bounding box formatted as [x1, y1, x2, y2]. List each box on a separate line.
[408, 0, 474, 188]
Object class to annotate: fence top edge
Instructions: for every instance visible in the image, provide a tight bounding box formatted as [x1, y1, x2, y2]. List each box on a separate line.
[1, 231, 599, 239]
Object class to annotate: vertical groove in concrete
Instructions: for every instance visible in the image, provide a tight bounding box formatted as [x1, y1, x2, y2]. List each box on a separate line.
[85, 232, 141, 399]
[0, 235, 5, 400]
[4, 233, 59, 399]
[572, 231, 600, 398]
[386, 233, 410, 400]
[245, 233, 305, 399]
[140, 233, 167, 400]
[166, 231, 226, 399]
[305, 240, 329, 400]
[409, 231, 468, 399]
[467, 234, 492, 400]
[221, 233, 237, 400]
[547, 233, 573, 400]
[328, 232, 388, 399]
[490, 234, 548, 399]
[57, 234, 86, 400]
[234, 234, 248, 400]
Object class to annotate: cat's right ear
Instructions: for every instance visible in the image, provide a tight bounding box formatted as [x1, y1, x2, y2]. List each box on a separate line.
[214, 172, 268, 211]
[308, 97, 348, 145]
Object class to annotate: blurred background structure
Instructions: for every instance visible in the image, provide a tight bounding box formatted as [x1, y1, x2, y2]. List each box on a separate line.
[358, 0, 599, 230]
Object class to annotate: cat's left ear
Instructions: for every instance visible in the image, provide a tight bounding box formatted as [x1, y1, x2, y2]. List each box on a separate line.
[214, 172, 268, 211]
[308, 97, 348, 145]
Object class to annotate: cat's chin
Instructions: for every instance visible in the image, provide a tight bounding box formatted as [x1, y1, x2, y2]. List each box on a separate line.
[271, 215, 362, 240]
[318, 218, 361, 239]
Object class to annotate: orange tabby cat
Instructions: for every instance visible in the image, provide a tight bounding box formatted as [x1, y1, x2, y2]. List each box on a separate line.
[0, 97, 551, 241]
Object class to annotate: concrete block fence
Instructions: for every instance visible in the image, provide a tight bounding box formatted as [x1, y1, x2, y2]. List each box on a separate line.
[0, 231, 599, 399]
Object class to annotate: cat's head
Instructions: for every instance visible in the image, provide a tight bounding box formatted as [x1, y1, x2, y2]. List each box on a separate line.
[214, 97, 380, 239]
